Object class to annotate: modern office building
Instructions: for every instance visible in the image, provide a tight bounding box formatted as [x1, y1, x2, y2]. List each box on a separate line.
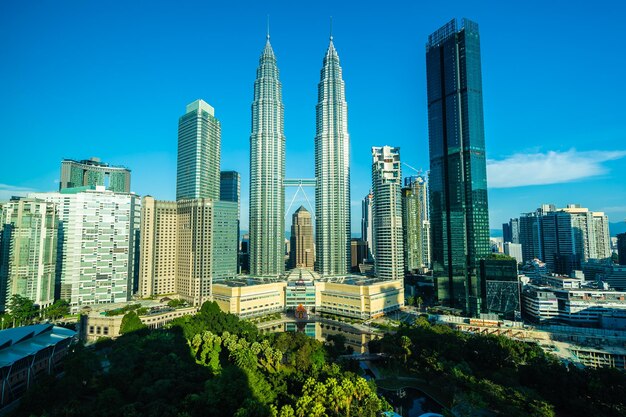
[220, 171, 241, 208]
[350, 239, 368, 272]
[176, 99, 221, 201]
[402, 175, 430, 273]
[479, 257, 520, 320]
[249, 34, 285, 277]
[504, 242, 523, 265]
[221, 170, 241, 272]
[522, 284, 626, 328]
[426, 19, 490, 315]
[372, 146, 404, 280]
[30, 187, 141, 312]
[315, 34, 351, 277]
[520, 204, 612, 274]
[239, 233, 250, 274]
[176, 199, 237, 306]
[289, 206, 314, 269]
[618, 233, 626, 266]
[502, 218, 520, 244]
[138, 196, 178, 297]
[519, 209, 545, 263]
[616, 233, 626, 265]
[562, 204, 611, 262]
[361, 192, 374, 261]
[59, 157, 131, 193]
[0, 198, 57, 311]
[585, 260, 626, 291]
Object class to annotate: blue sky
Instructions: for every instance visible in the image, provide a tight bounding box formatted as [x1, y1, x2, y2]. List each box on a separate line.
[1, 0, 625, 233]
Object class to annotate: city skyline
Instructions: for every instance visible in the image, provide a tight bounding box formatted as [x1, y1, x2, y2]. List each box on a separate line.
[2, 1, 626, 233]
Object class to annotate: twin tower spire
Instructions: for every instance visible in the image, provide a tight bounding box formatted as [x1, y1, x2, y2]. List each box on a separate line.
[249, 29, 350, 277]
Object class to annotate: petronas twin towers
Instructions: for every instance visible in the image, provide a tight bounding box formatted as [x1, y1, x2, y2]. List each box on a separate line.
[249, 32, 350, 277]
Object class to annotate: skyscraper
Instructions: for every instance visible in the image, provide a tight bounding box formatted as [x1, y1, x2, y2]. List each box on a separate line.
[361, 192, 374, 261]
[249, 34, 285, 277]
[519, 206, 551, 262]
[426, 19, 490, 315]
[176, 199, 237, 305]
[402, 175, 430, 273]
[372, 146, 404, 280]
[618, 233, 626, 266]
[176, 99, 221, 201]
[520, 204, 612, 273]
[503, 218, 520, 244]
[30, 187, 140, 312]
[60, 157, 131, 193]
[138, 196, 178, 297]
[0, 198, 57, 311]
[315, 34, 351, 277]
[289, 206, 314, 269]
[220, 171, 241, 210]
[221, 170, 241, 272]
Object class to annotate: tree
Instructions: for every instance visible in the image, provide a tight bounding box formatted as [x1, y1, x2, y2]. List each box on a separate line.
[406, 296, 415, 307]
[43, 299, 70, 321]
[119, 311, 146, 334]
[7, 294, 38, 326]
[400, 335, 412, 363]
[416, 296, 423, 311]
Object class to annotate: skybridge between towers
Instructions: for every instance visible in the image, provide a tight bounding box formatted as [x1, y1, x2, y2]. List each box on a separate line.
[284, 178, 316, 218]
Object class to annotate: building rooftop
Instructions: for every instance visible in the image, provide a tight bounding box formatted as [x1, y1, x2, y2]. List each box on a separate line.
[62, 157, 129, 171]
[0, 324, 76, 368]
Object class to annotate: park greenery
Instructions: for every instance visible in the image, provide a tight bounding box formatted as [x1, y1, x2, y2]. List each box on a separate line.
[0, 295, 70, 329]
[369, 317, 626, 417]
[9, 301, 626, 417]
[13, 301, 390, 417]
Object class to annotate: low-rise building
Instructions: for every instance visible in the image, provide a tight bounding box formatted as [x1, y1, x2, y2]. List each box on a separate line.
[316, 277, 404, 319]
[212, 279, 286, 318]
[539, 274, 584, 289]
[522, 284, 626, 328]
[285, 269, 317, 311]
[212, 268, 404, 320]
[79, 300, 198, 342]
[597, 265, 626, 291]
[0, 324, 76, 411]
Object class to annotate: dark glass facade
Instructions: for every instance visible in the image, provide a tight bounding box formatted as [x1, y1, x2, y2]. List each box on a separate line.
[618, 233, 626, 266]
[479, 258, 520, 320]
[220, 170, 241, 272]
[220, 171, 240, 206]
[426, 19, 490, 315]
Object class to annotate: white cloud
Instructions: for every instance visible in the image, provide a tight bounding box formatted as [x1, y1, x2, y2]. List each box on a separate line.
[487, 149, 626, 188]
[0, 184, 37, 201]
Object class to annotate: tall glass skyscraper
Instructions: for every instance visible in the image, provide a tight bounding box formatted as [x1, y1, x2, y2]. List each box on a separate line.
[220, 170, 241, 273]
[220, 171, 241, 212]
[315, 35, 351, 276]
[361, 192, 374, 261]
[176, 99, 221, 201]
[402, 175, 430, 273]
[426, 19, 490, 315]
[0, 197, 57, 311]
[249, 34, 285, 277]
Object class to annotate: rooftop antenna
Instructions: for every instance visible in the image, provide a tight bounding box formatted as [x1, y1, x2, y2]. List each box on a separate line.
[267, 14, 270, 40]
[329, 16, 333, 41]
